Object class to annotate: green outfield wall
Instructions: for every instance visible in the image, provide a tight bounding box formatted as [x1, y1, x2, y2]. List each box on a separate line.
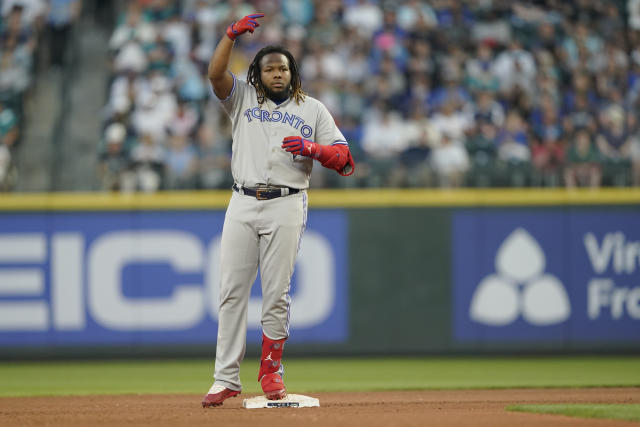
[0, 189, 639, 358]
[347, 208, 452, 353]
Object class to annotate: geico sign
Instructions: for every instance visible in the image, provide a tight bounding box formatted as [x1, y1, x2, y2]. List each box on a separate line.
[0, 231, 335, 331]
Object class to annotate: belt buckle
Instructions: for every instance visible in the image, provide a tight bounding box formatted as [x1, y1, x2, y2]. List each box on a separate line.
[255, 188, 269, 200]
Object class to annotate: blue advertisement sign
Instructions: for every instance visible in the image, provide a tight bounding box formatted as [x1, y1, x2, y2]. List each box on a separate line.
[453, 210, 640, 342]
[0, 210, 348, 347]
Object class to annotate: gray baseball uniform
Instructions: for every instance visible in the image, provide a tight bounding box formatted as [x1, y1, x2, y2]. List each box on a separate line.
[213, 72, 348, 391]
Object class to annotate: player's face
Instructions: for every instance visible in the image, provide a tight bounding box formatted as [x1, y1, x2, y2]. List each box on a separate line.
[260, 53, 292, 100]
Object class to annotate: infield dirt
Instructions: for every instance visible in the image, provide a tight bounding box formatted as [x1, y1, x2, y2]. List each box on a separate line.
[1, 388, 637, 426]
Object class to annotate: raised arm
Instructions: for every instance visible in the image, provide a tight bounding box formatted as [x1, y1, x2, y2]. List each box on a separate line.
[208, 13, 264, 100]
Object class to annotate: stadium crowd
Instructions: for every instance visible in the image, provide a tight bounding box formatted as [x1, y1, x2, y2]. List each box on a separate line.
[0, 1, 41, 190]
[99, 0, 640, 191]
[0, 0, 82, 190]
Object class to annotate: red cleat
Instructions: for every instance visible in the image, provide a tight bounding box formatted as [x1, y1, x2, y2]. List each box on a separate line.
[202, 384, 240, 408]
[260, 372, 286, 400]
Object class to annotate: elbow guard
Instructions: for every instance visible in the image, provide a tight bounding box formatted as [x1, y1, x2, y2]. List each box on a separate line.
[317, 144, 355, 176]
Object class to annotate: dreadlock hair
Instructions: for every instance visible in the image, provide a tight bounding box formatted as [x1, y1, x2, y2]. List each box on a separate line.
[247, 45, 306, 105]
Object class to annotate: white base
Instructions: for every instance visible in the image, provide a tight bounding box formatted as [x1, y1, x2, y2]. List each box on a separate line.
[242, 394, 320, 409]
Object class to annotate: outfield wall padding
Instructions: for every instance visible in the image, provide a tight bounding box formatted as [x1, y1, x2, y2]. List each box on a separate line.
[0, 189, 639, 358]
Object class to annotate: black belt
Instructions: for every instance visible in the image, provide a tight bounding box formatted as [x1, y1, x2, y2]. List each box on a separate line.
[233, 183, 300, 200]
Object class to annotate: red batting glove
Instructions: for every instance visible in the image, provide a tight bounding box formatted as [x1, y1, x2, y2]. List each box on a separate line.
[282, 136, 355, 175]
[226, 13, 265, 40]
[282, 136, 321, 158]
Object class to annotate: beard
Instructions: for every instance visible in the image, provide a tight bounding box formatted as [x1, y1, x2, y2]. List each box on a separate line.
[264, 84, 291, 102]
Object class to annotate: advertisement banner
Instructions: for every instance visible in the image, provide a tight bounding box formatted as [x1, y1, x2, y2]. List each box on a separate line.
[0, 210, 348, 346]
[453, 210, 640, 342]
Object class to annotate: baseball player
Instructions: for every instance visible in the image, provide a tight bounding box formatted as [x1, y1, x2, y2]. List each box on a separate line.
[202, 13, 354, 408]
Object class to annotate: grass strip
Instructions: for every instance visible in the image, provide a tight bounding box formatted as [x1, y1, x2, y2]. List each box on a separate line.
[506, 404, 640, 422]
[0, 357, 638, 397]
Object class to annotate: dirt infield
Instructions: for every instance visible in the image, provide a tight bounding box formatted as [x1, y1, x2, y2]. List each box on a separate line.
[1, 388, 638, 426]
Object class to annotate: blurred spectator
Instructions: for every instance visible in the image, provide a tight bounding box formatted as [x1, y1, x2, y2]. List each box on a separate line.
[1, 5, 36, 54]
[307, 4, 341, 46]
[529, 20, 558, 54]
[431, 131, 469, 188]
[46, 0, 82, 67]
[390, 107, 434, 187]
[361, 104, 412, 158]
[564, 128, 602, 188]
[146, 31, 174, 74]
[429, 63, 471, 112]
[631, 133, 640, 186]
[370, 9, 409, 71]
[563, 94, 597, 135]
[163, 12, 191, 60]
[465, 43, 499, 93]
[1, 0, 47, 29]
[196, 123, 230, 189]
[407, 38, 435, 79]
[343, 0, 383, 38]
[471, 5, 510, 46]
[465, 120, 497, 187]
[531, 95, 563, 144]
[0, 33, 32, 103]
[0, 140, 11, 190]
[0, 100, 18, 190]
[596, 105, 633, 185]
[496, 111, 531, 186]
[165, 133, 197, 189]
[433, 0, 474, 47]
[98, 122, 133, 192]
[361, 103, 412, 186]
[184, 0, 217, 64]
[396, 0, 437, 32]
[562, 21, 603, 71]
[172, 56, 208, 102]
[131, 77, 177, 144]
[113, 39, 148, 73]
[472, 91, 504, 128]
[281, 0, 313, 27]
[531, 136, 565, 187]
[341, 47, 370, 85]
[497, 111, 529, 162]
[429, 100, 472, 142]
[493, 39, 536, 97]
[301, 43, 343, 82]
[108, 2, 154, 52]
[130, 132, 166, 192]
[562, 72, 599, 116]
[0, 0, 48, 189]
[168, 99, 199, 137]
[629, 0, 640, 30]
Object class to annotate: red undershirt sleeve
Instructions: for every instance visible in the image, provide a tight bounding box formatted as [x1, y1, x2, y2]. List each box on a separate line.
[315, 144, 355, 176]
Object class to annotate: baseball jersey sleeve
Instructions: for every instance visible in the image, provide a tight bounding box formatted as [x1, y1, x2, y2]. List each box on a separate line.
[314, 102, 348, 148]
[217, 72, 249, 118]
[313, 102, 354, 176]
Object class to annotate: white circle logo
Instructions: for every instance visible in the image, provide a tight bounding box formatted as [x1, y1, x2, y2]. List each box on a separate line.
[469, 228, 571, 326]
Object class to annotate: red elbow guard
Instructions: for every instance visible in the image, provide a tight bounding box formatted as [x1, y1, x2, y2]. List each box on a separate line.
[316, 144, 355, 176]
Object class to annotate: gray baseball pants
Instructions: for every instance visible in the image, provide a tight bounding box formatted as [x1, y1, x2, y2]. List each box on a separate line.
[213, 190, 307, 391]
